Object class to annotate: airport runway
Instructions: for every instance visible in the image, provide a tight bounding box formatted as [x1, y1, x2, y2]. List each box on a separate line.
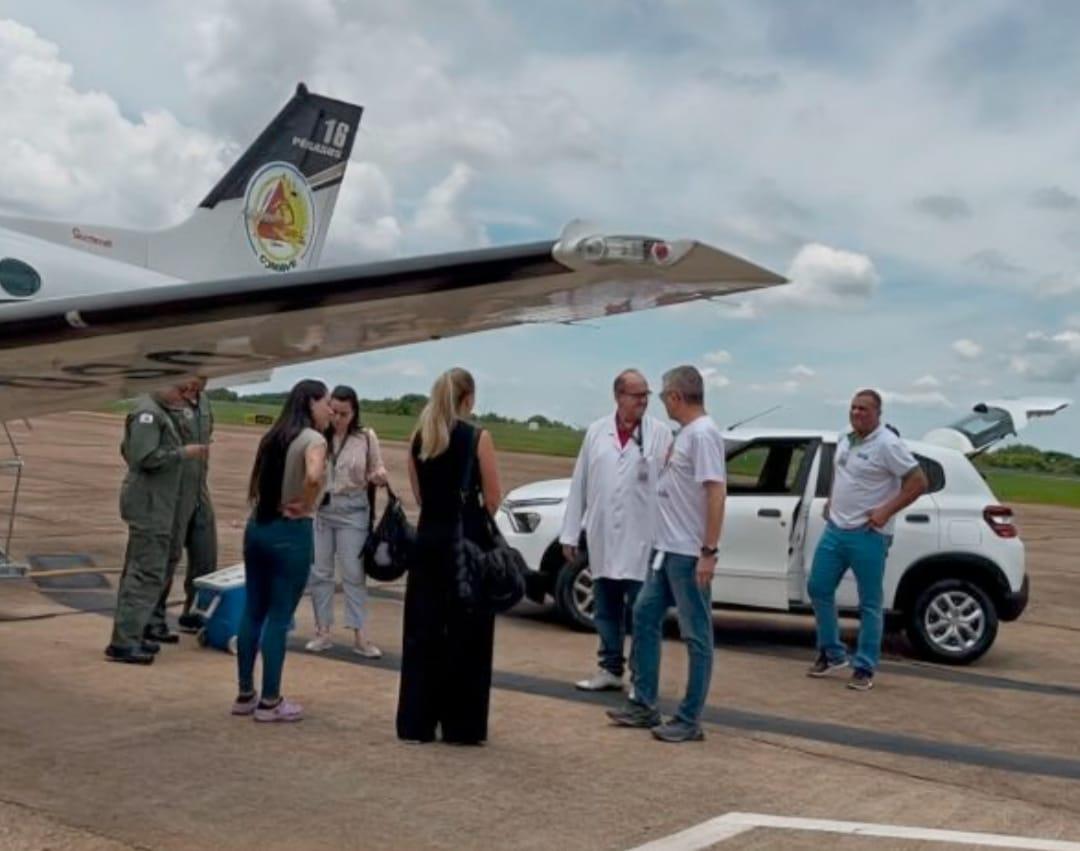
[1, 413, 1078, 850]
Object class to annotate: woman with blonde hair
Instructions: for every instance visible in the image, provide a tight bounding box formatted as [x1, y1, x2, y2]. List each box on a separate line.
[397, 367, 502, 744]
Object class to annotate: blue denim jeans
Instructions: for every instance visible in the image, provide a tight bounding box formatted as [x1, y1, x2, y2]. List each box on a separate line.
[593, 577, 642, 677]
[630, 552, 713, 726]
[807, 522, 892, 673]
[237, 517, 313, 701]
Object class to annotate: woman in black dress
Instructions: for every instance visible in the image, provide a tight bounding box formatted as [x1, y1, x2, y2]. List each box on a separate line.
[397, 367, 502, 744]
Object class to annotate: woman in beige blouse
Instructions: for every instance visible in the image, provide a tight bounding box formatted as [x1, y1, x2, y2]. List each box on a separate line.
[305, 385, 388, 657]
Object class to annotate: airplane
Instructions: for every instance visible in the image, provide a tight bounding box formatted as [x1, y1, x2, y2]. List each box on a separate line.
[0, 83, 787, 420]
[0, 83, 787, 574]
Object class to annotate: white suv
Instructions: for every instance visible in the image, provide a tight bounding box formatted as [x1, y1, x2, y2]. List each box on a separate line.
[496, 398, 1069, 665]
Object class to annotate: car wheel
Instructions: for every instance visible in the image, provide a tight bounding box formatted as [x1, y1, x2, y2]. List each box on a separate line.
[554, 557, 596, 632]
[905, 577, 998, 665]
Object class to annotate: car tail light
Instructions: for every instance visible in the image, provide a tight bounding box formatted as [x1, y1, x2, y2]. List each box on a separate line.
[983, 505, 1017, 538]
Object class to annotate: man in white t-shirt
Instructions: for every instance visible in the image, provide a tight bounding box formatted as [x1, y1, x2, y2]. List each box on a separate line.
[807, 389, 927, 691]
[607, 365, 726, 743]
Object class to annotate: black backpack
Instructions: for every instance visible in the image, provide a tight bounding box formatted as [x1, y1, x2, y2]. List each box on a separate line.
[362, 485, 416, 582]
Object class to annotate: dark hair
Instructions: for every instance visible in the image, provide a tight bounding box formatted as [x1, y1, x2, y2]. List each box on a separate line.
[326, 385, 362, 443]
[248, 379, 328, 523]
[854, 388, 883, 411]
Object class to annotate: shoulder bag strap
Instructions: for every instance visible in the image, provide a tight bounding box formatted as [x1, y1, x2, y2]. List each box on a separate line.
[459, 424, 480, 506]
[362, 430, 378, 528]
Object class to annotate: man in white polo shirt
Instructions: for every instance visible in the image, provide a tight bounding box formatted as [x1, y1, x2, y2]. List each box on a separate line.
[807, 389, 927, 691]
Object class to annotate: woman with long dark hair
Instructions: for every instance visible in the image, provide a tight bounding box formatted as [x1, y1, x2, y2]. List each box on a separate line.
[232, 379, 332, 722]
[305, 385, 388, 657]
[397, 367, 503, 744]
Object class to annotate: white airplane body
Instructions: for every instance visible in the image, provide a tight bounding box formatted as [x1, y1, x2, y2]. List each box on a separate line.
[0, 84, 788, 423]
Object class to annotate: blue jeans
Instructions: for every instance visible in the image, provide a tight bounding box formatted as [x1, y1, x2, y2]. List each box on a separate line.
[630, 552, 713, 726]
[593, 577, 642, 677]
[237, 517, 313, 701]
[807, 522, 891, 673]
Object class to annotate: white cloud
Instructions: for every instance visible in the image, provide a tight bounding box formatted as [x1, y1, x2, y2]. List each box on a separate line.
[700, 367, 731, 389]
[0, 20, 230, 224]
[881, 390, 954, 409]
[410, 162, 488, 251]
[1014, 329, 1080, 382]
[360, 359, 430, 379]
[790, 364, 816, 378]
[1035, 272, 1080, 298]
[951, 339, 983, 360]
[703, 349, 733, 365]
[913, 374, 941, 388]
[750, 380, 801, 395]
[712, 300, 760, 321]
[754, 243, 880, 310]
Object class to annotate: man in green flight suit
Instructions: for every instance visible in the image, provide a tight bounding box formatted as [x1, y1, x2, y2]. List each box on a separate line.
[150, 377, 220, 636]
[105, 383, 209, 665]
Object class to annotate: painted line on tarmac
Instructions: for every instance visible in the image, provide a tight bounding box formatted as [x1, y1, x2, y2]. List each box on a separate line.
[301, 639, 1080, 782]
[369, 587, 1080, 702]
[626, 812, 1080, 850]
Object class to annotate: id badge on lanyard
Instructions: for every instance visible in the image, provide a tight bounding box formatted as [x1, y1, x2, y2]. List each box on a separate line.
[633, 421, 648, 483]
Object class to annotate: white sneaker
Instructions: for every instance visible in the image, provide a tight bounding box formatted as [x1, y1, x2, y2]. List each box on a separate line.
[305, 633, 333, 652]
[575, 669, 624, 691]
[353, 639, 382, 659]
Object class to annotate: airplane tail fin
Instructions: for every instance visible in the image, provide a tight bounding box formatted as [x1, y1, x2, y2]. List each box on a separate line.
[0, 84, 361, 280]
[152, 84, 362, 278]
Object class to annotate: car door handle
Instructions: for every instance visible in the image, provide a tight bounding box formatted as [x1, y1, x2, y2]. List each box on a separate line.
[905, 514, 930, 524]
[758, 508, 782, 518]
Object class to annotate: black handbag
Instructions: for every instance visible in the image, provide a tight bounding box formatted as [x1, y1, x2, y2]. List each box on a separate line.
[362, 484, 416, 582]
[454, 428, 527, 613]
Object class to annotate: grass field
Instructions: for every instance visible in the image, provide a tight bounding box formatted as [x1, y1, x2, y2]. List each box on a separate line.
[982, 469, 1080, 508]
[103, 401, 1080, 506]
[105, 400, 586, 458]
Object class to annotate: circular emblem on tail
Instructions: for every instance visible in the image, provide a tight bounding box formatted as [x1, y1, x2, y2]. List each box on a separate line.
[243, 162, 317, 272]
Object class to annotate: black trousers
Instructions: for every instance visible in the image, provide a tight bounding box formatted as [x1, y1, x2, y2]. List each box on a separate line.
[396, 540, 495, 744]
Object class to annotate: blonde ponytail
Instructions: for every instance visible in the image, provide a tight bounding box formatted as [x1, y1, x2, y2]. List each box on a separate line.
[415, 368, 475, 460]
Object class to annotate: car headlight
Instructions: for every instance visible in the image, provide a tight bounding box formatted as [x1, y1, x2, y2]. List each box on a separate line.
[499, 496, 563, 534]
[508, 511, 542, 533]
[504, 497, 565, 508]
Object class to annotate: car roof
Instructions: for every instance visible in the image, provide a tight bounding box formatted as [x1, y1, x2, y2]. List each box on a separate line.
[723, 427, 958, 460]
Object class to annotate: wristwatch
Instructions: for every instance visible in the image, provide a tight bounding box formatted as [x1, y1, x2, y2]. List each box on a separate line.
[700, 545, 718, 557]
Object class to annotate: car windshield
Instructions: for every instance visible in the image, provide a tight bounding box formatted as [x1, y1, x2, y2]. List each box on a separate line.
[945, 407, 1015, 450]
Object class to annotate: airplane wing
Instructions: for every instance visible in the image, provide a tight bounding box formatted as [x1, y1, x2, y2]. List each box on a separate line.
[0, 226, 786, 421]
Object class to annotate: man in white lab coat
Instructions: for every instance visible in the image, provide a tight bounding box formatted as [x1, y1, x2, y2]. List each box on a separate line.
[560, 369, 673, 691]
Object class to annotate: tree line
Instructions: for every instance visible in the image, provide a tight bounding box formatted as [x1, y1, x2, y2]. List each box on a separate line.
[974, 444, 1080, 477]
[207, 389, 579, 431]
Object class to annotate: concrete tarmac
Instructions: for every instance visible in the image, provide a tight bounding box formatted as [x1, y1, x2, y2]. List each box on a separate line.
[1, 413, 1078, 850]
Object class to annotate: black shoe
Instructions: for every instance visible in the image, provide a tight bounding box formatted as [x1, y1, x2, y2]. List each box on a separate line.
[651, 720, 705, 743]
[177, 613, 204, 634]
[606, 701, 662, 728]
[104, 644, 155, 665]
[140, 640, 161, 655]
[847, 668, 875, 691]
[806, 652, 850, 678]
[143, 626, 180, 644]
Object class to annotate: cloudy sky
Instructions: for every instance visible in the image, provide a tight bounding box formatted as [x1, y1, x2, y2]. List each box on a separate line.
[1, 0, 1078, 451]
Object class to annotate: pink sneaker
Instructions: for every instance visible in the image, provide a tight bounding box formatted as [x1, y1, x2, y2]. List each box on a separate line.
[231, 693, 258, 716]
[253, 698, 304, 723]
